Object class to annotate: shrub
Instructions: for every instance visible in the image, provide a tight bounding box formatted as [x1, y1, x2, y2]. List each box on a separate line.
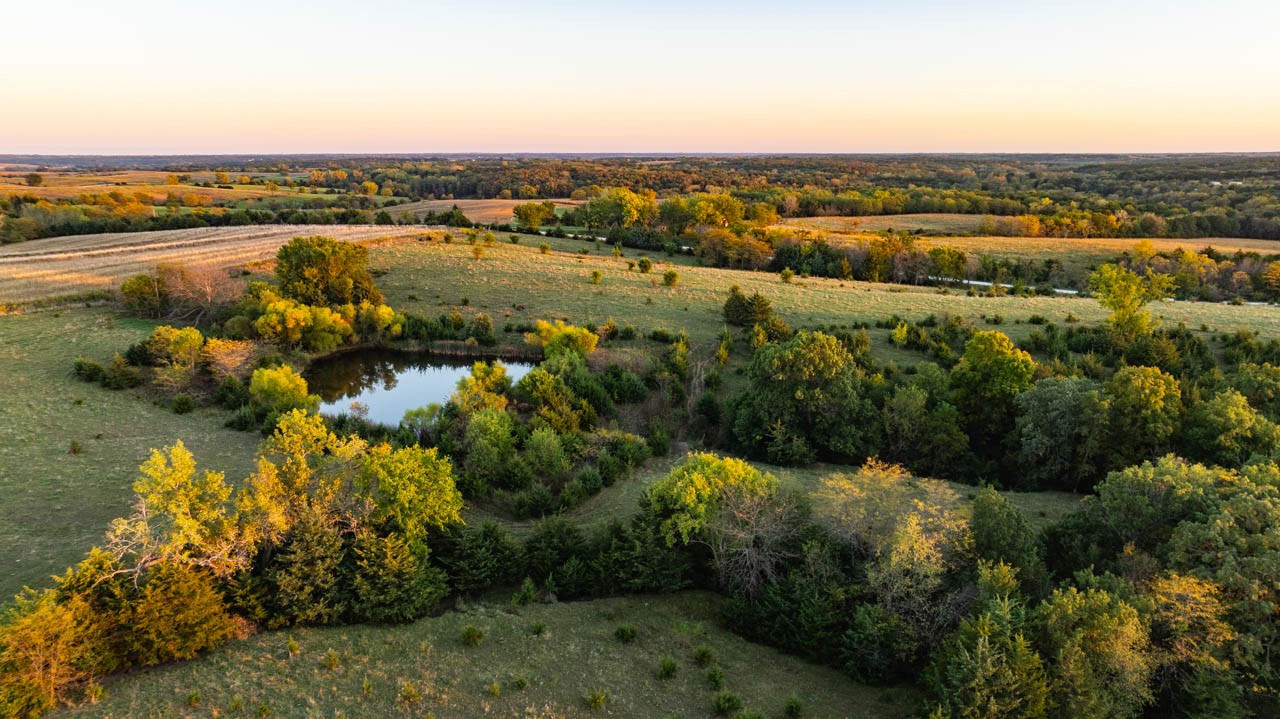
[249, 365, 319, 416]
[584, 689, 609, 710]
[539, 242, 551, 254]
[693, 644, 716, 667]
[638, 257, 653, 273]
[576, 465, 604, 494]
[662, 269, 680, 286]
[614, 624, 637, 644]
[215, 375, 249, 409]
[590, 270, 602, 285]
[73, 358, 106, 383]
[705, 666, 725, 690]
[657, 656, 678, 679]
[513, 483, 556, 518]
[103, 353, 143, 389]
[780, 267, 795, 283]
[784, 694, 804, 718]
[171, 394, 195, 414]
[511, 577, 537, 607]
[712, 691, 742, 716]
[460, 625, 485, 647]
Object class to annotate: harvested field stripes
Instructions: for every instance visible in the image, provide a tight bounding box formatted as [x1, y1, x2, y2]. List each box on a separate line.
[0, 225, 428, 303]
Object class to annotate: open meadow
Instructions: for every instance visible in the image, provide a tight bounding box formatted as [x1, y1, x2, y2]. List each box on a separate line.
[392, 198, 583, 224]
[58, 592, 916, 719]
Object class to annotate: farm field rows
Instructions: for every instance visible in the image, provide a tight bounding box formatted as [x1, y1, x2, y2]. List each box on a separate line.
[0, 225, 429, 303]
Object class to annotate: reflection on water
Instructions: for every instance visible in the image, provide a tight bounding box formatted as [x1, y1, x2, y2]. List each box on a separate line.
[304, 349, 534, 427]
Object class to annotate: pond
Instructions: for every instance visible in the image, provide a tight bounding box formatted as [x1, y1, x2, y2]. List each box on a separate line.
[304, 349, 535, 427]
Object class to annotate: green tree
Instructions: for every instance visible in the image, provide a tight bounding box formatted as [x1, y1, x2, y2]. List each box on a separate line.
[729, 330, 880, 464]
[971, 488, 1046, 594]
[356, 445, 463, 543]
[950, 331, 1036, 467]
[1183, 389, 1280, 467]
[512, 200, 557, 230]
[1100, 366, 1182, 468]
[24, 172, 43, 187]
[1088, 263, 1175, 342]
[648, 452, 778, 546]
[925, 596, 1049, 719]
[1035, 586, 1154, 719]
[1014, 377, 1106, 491]
[274, 235, 381, 307]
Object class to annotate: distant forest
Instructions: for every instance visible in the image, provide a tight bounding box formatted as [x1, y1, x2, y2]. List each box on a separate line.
[4, 154, 1280, 241]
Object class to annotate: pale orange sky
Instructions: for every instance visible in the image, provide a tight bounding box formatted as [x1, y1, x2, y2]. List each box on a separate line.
[6, 0, 1279, 153]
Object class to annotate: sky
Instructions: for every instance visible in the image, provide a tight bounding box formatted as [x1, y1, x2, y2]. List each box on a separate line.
[5, 0, 1279, 154]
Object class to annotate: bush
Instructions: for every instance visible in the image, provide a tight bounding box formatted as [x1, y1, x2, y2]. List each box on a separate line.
[73, 357, 106, 383]
[171, 394, 195, 414]
[215, 375, 249, 409]
[705, 666, 725, 690]
[539, 242, 551, 254]
[662, 269, 680, 286]
[657, 656, 678, 679]
[460, 625, 485, 647]
[103, 353, 143, 389]
[712, 691, 742, 716]
[638, 257, 653, 273]
[590, 270, 602, 285]
[693, 644, 716, 667]
[584, 689, 609, 710]
[511, 577, 537, 607]
[780, 267, 795, 283]
[575, 465, 604, 494]
[513, 483, 556, 518]
[784, 694, 804, 718]
[614, 624, 637, 644]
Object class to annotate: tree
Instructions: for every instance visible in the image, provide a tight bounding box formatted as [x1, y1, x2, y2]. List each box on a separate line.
[971, 488, 1046, 594]
[1014, 377, 1106, 491]
[648, 452, 778, 546]
[356, 444, 463, 544]
[512, 200, 557, 230]
[274, 235, 381, 307]
[105, 441, 248, 579]
[0, 590, 107, 717]
[23, 173, 43, 187]
[729, 331, 880, 464]
[950, 331, 1036, 468]
[117, 563, 236, 666]
[1183, 389, 1280, 467]
[248, 365, 320, 418]
[524, 320, 598, 358]
[924, 597, 1049, 719]
[703, 484, 802, 597]
[1088, 263, 1174, 343]
[1100, 366, 1182, 468]
[1035, 586, 1154, 719]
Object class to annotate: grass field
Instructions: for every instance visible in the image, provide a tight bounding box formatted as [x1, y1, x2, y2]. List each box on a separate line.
[57, 591, 917, 719]
[370, 232, 1280, 353]
[0, 225, 432, 304]
[392, 198, 584, 225]
[783, 214, 988, 235]
[0, 170, 329, 204]
[0, 309, 262, 600]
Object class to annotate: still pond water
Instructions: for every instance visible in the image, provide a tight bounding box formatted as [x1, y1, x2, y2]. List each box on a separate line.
[305, 349, 534, 427]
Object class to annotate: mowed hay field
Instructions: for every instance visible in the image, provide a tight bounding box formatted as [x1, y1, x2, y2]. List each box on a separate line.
[782, 215, 1280, 278]
[783, 213, 989, 235]
[59, 592, 916, 719]
[0, 309, 261, 600]
[0, 225, 430, 303]
[0, 169, 333, 203]
[369, 233, 1280, 349]
[392, 198, 584, 224]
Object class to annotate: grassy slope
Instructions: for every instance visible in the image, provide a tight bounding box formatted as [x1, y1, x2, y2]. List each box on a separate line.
[0, 310, 261, 600]
[372, 234, 1280, 353]
[60, 592, 917, 719]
